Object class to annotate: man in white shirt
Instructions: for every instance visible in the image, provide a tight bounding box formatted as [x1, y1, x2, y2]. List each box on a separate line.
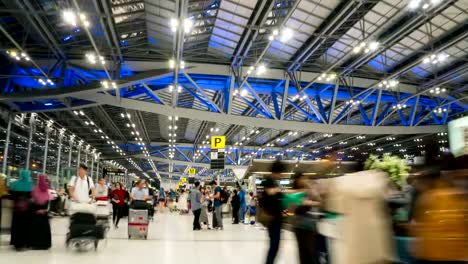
[69, 164, 96, 203]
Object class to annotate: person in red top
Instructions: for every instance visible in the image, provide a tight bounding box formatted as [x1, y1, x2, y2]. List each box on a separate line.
[110, 182, 126, 228]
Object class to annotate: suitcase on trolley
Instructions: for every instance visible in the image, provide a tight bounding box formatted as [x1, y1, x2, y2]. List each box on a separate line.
[128, 209, 149, 239]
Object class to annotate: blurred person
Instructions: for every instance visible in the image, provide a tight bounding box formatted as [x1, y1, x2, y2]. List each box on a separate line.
[327, 163, 394, 264]
[158, 187, 166, 211]
[200, 187, 212, 229]
[410, 152, 468, 263]
[260, 160, 286, 264]
[289, 172, 321, 264]
[211, 180, 223, 230]
[30, 174, 51, 250]
[69, 164, 95, 203]
[0, 175, 8, 197]
[247, 192, 258, 225]
[238, 184, 247, 224]
[231, 189, 240, 224]
[9, 170, 33, 250]
[178, 189, 189, 214]
[190, 182, 202, 230]
[110, 182, 126, 228]
[131, 179, 149, 201]
[95, 177, 108, 201]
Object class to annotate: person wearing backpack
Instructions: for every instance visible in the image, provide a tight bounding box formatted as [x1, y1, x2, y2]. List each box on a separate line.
[210, 180, 223, 230]
[69, 164, 96, 203]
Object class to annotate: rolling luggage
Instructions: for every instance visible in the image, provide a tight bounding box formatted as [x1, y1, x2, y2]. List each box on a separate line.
[128, 209, 149, 239]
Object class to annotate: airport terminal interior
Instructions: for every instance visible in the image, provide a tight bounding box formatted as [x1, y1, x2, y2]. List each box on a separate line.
[0, 0, 467, 263]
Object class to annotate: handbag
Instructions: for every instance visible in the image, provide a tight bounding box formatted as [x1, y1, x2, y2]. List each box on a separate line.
[257, 207, 274, 227]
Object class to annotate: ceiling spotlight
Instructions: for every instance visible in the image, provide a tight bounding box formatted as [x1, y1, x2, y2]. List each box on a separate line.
[392, 103, 407, 110]
[256, 64, 267, 75]
[101, 80, 109, 89]
[63, 10, 77, 27]
[429, 87, 446, 94]
[169, 18, 179, 32]
[423, 53, 448, 64]
[240, 89, 248, 97]
[169, 59, 175, 69]
[279, 28, 293, 42]
[378, 79, 399, 89]
[183, 18, 193, 34]
[85, 52, 97, 64]
[433, 107, 447, 114]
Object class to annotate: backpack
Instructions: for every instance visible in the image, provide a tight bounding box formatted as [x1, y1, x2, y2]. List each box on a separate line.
[207, 200, 214, 212]
[220, 189, 229, 204]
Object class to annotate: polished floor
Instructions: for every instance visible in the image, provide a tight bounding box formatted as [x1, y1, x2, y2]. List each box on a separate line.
[0, 210, 297, 264]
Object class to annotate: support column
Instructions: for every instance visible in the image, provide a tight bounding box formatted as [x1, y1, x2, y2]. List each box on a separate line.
[84, 144, 90, 164]
[25, 113, 36, 170]
[90, 149, 95, 181]
[43, 120, 53, 174]
[68, 135, 75, 167]
[2, 114, 13, 178]
[95, 153, 100, 181]
[76, 140, 83, 168]
[55, 128, 65, 189]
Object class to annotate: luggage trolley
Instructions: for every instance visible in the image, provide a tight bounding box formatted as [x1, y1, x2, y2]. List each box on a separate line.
[128, 201, 150, 239]
[66, 202, 105, 251]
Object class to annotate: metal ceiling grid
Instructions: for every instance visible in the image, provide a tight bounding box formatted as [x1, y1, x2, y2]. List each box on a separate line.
[323, 0, 407, 66]
[373, 2, 468, 75]
[144, 0, 176, 49]
[208, 0, 257, 57]
[266, 0, 339, 60]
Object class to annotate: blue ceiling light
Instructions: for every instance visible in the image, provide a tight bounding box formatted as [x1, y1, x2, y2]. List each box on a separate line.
[44, 102, 53, 106]
[63, 35, 73, 42]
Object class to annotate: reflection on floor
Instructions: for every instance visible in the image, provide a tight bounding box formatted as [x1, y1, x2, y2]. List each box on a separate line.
[0, 211, 297, 264]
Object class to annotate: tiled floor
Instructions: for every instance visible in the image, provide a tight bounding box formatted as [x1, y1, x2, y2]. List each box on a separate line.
[0, 211, 298, 264]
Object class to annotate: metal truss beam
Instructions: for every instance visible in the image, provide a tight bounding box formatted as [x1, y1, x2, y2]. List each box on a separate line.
[69, 92, 447, 135]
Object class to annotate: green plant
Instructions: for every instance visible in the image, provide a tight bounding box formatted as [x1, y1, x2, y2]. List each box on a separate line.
[364, 154, 410, 188]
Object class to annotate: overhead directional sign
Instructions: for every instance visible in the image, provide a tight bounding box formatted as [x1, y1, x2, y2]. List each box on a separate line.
[210, 149, 225, 170]
[188, 168, 196, 175]
[211, 136, 225, 149]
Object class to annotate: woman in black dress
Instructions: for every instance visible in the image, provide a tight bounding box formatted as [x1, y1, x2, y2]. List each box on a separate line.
[30, 174, 51, 250]
[9, 170, 33, 250]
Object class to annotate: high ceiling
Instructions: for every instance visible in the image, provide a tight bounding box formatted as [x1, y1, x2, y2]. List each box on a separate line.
[0, 0, 466, 179]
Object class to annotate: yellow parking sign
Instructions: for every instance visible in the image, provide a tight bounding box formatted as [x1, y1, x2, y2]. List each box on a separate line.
[189, 168, 196, 175]
[211, 136, 225, 149]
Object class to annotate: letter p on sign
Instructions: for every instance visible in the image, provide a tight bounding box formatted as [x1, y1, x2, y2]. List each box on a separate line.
[211, 136, 225, 149]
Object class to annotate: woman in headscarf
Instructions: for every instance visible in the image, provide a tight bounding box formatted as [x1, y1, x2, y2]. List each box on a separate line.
[9, 170, 33, 250]
[30, 174, 52, 250]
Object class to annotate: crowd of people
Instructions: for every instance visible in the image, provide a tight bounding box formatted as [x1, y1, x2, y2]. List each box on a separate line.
[256, 150, 467, 264]
[1, 146, 466, 264]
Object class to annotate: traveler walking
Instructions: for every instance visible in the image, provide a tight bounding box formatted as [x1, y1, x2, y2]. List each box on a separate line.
[131, 180, 149, 201]
[210, 180, 223, 230]
[290, 172, 321, 264]
[95, 178, 108, 201]
[9, 170, 33, 250]
[231, 189, 240, 224]
[238, 184, 247, 223]
[260, 160, 286, 264]
[69, 164, 96, 203]
[30, 174, 52, 250]
[190, 182, 202, 230]
[110, 182, 126, 228]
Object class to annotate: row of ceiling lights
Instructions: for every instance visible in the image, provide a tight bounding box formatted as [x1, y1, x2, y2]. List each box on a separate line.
[73, 110, 123, 157]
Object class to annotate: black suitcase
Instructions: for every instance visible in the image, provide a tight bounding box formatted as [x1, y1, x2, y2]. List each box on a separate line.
[69, 224, 97, 238]
[131, 200, 149, 210]
[70, 213, 96, 225]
